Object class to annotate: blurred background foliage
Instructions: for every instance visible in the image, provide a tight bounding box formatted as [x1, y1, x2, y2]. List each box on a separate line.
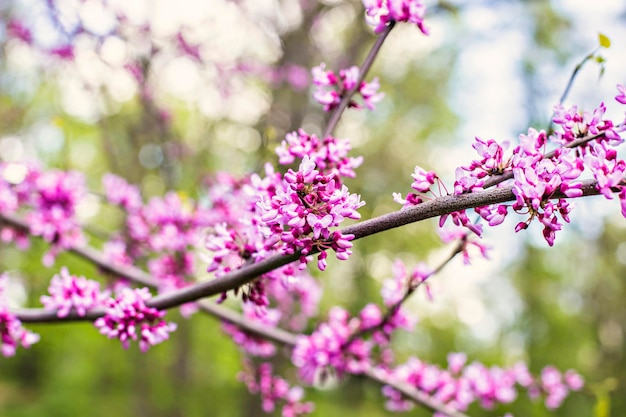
[0, 0, 625, 416]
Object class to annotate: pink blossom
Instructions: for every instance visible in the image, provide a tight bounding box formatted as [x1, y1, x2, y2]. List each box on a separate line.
[424, 116, 620, 246]
[381, 259, 432, 306]
[277, 129, 363, 178]
[411, 166, 437, 192]
[448, 352, 467, 374]
[0, 274, 39, 356]
[27, 170, 86, 262]
[292, 307, 372, 384]
[41, 267, 109, 317]
[48, 44, 75, 60]
[615, 84, 626, 105]
[94, 287, 177, 352]
[239, 362, 314, 417]
[564, 369, 584, 391]
[382, 357, 581, 414]
[102, 174, 142, 211]
[0, 309, 40, 357]
[259, 156, 364, 270]
[363, 0, 428, 34]
[7, 20, 32, 44]
[311, 64, 384, 111]
[265, 268, 321, 331]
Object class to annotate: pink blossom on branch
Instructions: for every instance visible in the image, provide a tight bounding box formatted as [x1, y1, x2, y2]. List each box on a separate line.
[239, 362, 314, 417]
[40, 267, 109, 318]
[0, 310, 40, 357]
[379, 357, 583, 414]
[396, 99, 626, 246]
[292, 307, 373, 384]
[27, 169, 86, 264]
[0, 274, 39, 357]
[311, 63, 384, 112]
[363, 0, 428, 34]
[94, 288, 177, 352]
[276, 129, 363, 179]
[258, 156, 365, 270]
[381, 259, 432, 306]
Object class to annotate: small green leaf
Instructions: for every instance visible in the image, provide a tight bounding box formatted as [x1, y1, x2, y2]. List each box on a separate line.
[598, 33, 611, 48]
[593, 393, 610, 417]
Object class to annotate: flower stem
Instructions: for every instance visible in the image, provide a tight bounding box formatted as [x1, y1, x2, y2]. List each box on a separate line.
[322, 21, 395, 138]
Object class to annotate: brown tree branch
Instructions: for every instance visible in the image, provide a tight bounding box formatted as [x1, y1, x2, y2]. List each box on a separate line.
[1, 178, 608, 314]
[322, 21, 395, 138]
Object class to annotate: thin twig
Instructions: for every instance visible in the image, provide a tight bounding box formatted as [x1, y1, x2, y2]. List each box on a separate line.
[344, 239, 464, 346]
[322, 21, 395, 138]
[559, 48, 600, 105]
[363, 367, 471, 417]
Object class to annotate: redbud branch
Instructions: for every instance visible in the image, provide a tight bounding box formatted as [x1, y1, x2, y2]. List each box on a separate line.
[202, 300, 471, 417]
[481, 131, 607, 189]
[2, 178, 608, 313]
[196, 300, 297, 346]
[363, 368, 471, 417]
[146, 179, 602, 308]
[558, 47, 601, 106]
[0, 212, 159, 288]
[322, 21, 395, 138]
[201, 302, 471, 417]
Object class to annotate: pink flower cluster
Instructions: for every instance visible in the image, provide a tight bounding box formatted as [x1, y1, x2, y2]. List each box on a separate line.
[0, 274, 39, 357]
[292, 307, 373, 384]
[291, 302, 413, 385]
[0, 309, 40, 357]
[103, 175, 211, 297]
[397, 89, 626, 246]
[102, 174, 142, 212]
[311, 63, 383, 112]
[381, 259, 432, 306]
[276, 129, 363, 178]
[40, 267, 109, 317]
[0, 163, 86, 264]
[379, 353, 583, 413]
[290, 261, 425, 385]
[203, 168, 322, 310]
[265, 267, 322, 332]
[94, 287, 177, 352]
[259, 156, 364, 270]
[239, 362, 314, 417]
[539, 366, 585, 409]
[123, 191, 211, 255]
[362, 0, 428, 34]
[29, 170, 86, 252]
[205, 126, 365, 298]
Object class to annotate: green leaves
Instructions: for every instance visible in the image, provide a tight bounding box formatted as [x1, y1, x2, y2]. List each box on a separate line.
[592, 377, 617, 417]
[598, 33, 611, 49]
[559, 33, 612, 103]
[594, 33, 611, 78]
